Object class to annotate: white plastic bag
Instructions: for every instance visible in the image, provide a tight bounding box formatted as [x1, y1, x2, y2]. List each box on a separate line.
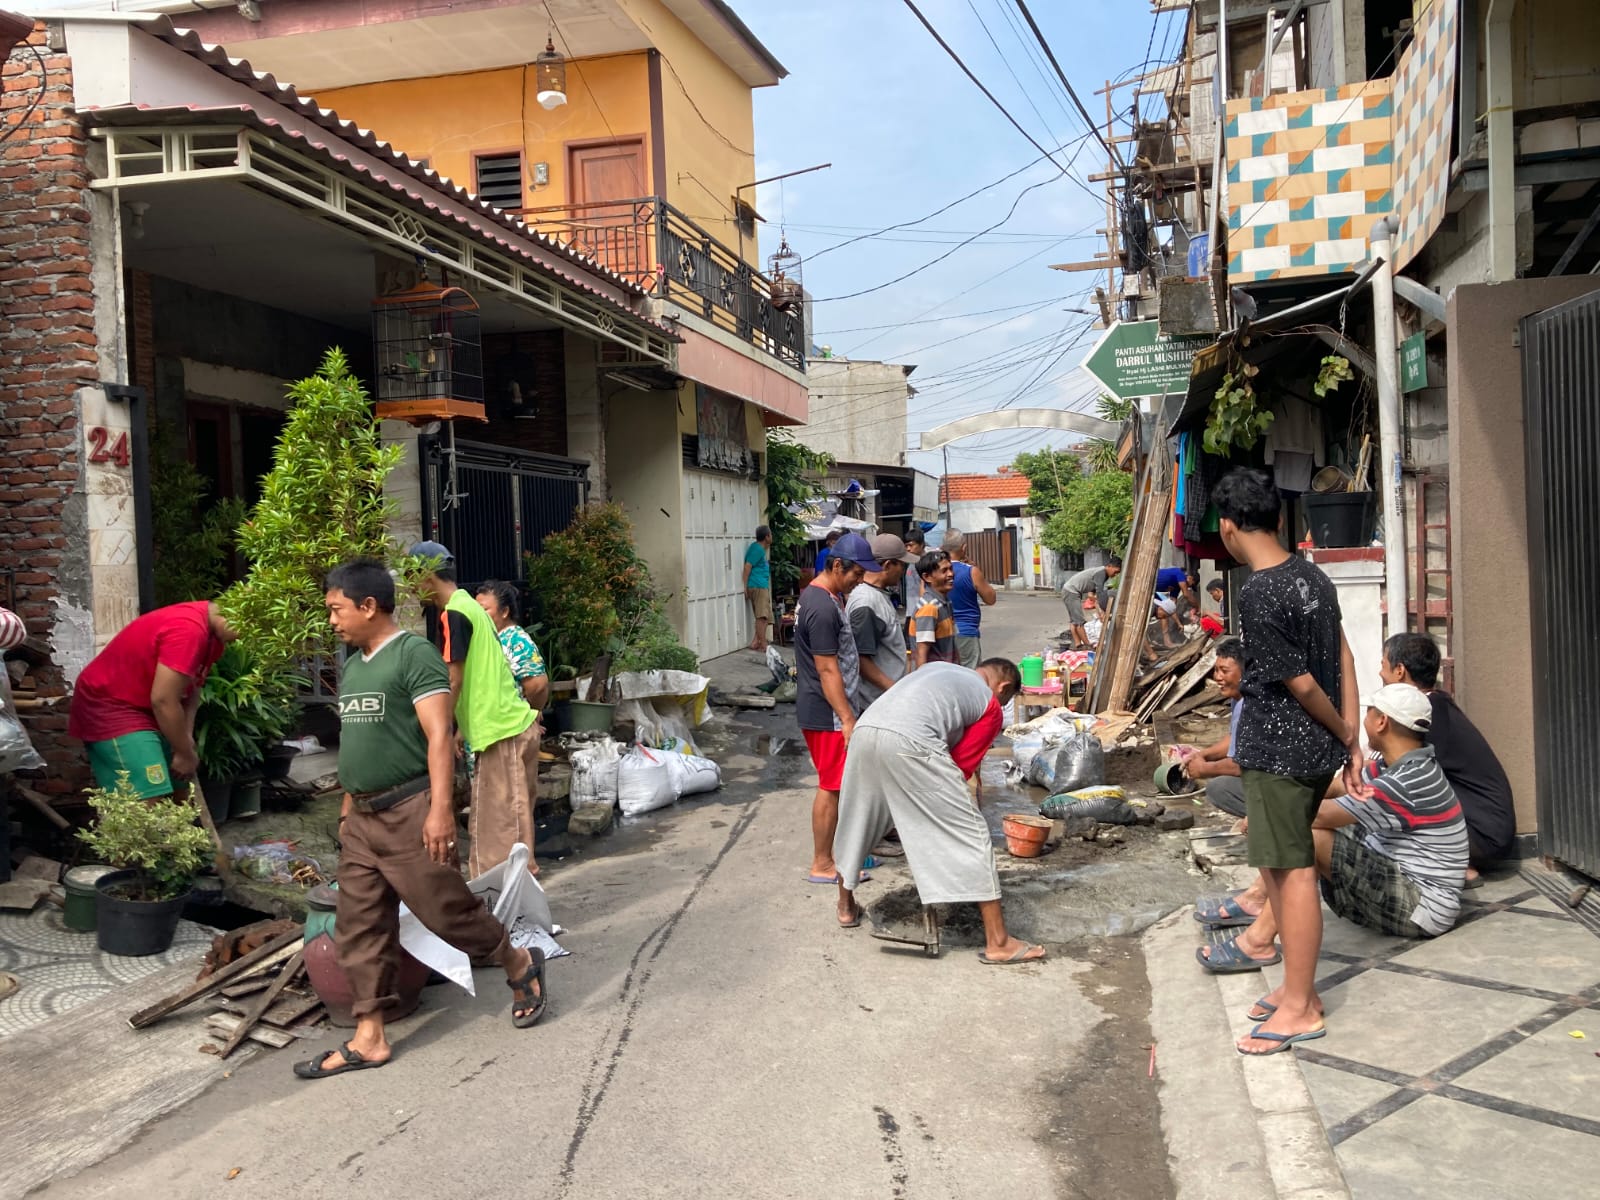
[1010, 732, 1046, 778]
[616, 744, 675, 816]
[655, 748, 722, 797]
[569, 737, 621, 806]
[397, 843, 567, 996]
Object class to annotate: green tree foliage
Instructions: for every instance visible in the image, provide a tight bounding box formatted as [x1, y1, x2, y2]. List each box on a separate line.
[527, 502, 696, 674]
[1040, 468, 1135, 554]
[1083, 394, 1135, 473]
[148, 441, 246, 607]
[78, 772, 214, 901]
[763, 429, 833, 592]
[1012, 447, 1082, 520]
[221, 347, 404, 670]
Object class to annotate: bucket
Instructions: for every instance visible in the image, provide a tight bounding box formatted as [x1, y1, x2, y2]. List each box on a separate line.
[1018, 656, 1045, 688]
[62, 864, 119, 932]
[231, 777, 263, 819]
[1154, 762, 1200, 796]
[1303, 491, 1376, 549]
[1002, 812, 1052, 859]
[567, 701, 615, 733]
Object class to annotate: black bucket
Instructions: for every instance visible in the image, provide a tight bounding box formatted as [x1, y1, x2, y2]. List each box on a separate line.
[95, 871, 190, 957]
[1303, 491, 1376, 549]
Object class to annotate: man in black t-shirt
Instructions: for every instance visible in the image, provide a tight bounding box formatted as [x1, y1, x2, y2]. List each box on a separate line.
[1381, 632, 1515, 879]
[794, 532, 878, 886]
[1211, 469, 1362, 1058]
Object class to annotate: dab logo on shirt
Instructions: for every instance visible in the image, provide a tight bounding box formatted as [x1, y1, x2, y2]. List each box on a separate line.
[340, 692, 387, 722]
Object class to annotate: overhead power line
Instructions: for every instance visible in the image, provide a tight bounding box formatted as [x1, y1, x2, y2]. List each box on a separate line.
[1010, 0, 1126, 175]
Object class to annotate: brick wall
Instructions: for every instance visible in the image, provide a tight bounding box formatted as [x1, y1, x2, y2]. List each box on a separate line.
[0, 27, 97, 792]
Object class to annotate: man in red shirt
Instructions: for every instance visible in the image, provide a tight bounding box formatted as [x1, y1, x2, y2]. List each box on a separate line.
[68, 601, 237, 798]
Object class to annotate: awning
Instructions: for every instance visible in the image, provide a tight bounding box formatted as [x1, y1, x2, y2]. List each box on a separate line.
[1165, 259, 1383, 438]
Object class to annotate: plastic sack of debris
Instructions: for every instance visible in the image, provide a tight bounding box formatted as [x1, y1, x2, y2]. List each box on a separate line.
[399, 843, 567, 996]
[569, 737, 621, 807]
[618, 695, 702, 756]
[765, 644, 796, 688]
[231, 841, 325, 885]
[653, 747, 722, 797]
[1011, 731, 1046, 779]
[0, 672, 43, 774]
[616, 744, 676, 816]
[1030, 724, 1105, 793]
[773, 680, 798, 704]
[1042, 785, 1134, 824]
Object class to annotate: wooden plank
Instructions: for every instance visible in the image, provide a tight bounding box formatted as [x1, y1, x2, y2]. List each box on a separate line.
[218, 951, 304, 1059]
[204, 1014, 294, 1049]
[1167, 682, 1224, 718]
[128, 930, 302, 1030]
[218, 977, 273, 1000]
[1161, 647, 1219, 711]
[216, 988, 323, 1029]
[1099, 475, 1175, 714]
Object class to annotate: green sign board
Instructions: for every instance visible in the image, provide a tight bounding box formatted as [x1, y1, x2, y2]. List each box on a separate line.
[1400, 332, 1428, 392]
[1079, 321, 1210, 401]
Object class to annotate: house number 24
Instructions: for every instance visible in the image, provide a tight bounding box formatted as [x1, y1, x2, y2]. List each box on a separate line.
[87, 427, 131, 468]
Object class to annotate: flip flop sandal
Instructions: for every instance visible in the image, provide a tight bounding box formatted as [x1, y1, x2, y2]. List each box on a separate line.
[293, 1041, 388, 1080]
[508, 947, 548, 1028]
[1195, 938, 1281, 974]
[805, 872, 870, 885]
[978, 943, 1046, 965]
[1192, 895, 1259, 928]
[838, 902, 862, 929]
[1237, 1026, 1326, 1056]
[1246, 997, 1278, 1021]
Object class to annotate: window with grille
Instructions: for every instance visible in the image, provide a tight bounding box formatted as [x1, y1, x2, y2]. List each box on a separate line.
[473, 153, 525, 210]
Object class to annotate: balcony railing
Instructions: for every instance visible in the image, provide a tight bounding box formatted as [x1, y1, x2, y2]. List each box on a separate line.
[519, 197, 806, 372]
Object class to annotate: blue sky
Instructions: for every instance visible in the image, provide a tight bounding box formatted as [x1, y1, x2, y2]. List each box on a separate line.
[740, 0, 1183, 478]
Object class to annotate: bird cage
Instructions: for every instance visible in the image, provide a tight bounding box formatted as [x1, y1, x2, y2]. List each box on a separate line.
[371, 283, 487, 424]
[767, 234, 803, 311]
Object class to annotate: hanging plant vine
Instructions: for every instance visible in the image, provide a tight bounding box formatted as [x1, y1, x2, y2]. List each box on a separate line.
[1314, 354, 1354, 397]
[1204, 359, 1274, 456]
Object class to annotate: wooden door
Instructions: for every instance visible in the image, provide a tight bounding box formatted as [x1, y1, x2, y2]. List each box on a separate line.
[568, 139, 647, 278]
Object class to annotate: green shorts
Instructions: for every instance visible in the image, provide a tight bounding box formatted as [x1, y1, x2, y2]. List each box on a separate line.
[1243, 769, 1334, 869]
[85, 731, 174, 799]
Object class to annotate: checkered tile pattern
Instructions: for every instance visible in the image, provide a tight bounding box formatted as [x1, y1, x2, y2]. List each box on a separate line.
[1392, 0, 1460, 269]
[1225, 81, 1396, 283]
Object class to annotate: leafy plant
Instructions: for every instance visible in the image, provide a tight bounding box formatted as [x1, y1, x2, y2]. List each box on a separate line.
[1314, 354, 1354, 398]
[1040, 468, 1135, 554]
[194, 643, 300, 780]
[1013, 446, 1086, 519]
[149, 441, 246, 607]
[221, 347, 404, 671]
[527, 502, 695, 675]
[1083, 394, 1135, 473]
[1204, 366, 1275, 455]
[763, 429, 833, 593]
[78, 772, 214, 901]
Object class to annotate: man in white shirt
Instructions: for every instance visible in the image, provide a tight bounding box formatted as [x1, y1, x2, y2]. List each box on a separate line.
[846, 534, 920, 708]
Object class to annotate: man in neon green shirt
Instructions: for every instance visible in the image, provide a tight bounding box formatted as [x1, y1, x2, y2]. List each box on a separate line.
[411, 542, 540, 879]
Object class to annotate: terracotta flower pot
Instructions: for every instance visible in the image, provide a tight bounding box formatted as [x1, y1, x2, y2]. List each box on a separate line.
[1002, 812, 1052, 859]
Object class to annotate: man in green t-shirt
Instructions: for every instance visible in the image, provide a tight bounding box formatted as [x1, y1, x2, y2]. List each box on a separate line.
[410, 541, 541, 880]
[742, 524, 774, 652]
[293, 558, 546, 1082]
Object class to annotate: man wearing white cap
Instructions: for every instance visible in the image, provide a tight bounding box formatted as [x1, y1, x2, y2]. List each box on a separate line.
[1198, 682, 1467, 1051]
[846, 533, 921, 708]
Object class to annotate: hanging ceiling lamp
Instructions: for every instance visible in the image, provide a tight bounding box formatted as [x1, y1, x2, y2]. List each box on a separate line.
[535, 36, 567, 110]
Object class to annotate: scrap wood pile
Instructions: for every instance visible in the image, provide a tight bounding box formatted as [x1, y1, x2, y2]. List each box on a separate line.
[128, 920, 325, 1058]
[1123, 634, 1224, 725]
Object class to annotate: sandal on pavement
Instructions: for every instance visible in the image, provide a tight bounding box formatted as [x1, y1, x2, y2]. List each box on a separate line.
[806, 871, 870, 885]
[508, 947, 548, 1028]
[1195, 937, 1281, 974]
[978, 943, 1046, 965]
[1237, 1026, 1326, 1056]
[294, 1041, 388, 1080]
[1246, 997, 1277, 1021]
[838, 898, 862, 929]
[1193, 895, 1259, 928]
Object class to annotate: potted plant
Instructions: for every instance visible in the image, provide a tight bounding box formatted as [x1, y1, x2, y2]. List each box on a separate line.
[78, 771, 214, 956]
[194, 645, 300, 820]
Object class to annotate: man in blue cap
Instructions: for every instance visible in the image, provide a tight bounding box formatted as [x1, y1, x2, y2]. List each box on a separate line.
[794, 530, 880, 885]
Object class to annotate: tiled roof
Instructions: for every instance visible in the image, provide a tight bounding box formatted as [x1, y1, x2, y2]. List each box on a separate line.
[136, 16, 648, 296]
[940, 471, 1032, 502]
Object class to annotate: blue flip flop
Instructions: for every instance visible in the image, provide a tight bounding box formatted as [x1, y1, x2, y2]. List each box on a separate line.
[1193, 895, 1259, 928]
[1237, 1025, 1327, 1056]
[1195, 938, 1281, 974]
[1246, 997, 1277, 1021]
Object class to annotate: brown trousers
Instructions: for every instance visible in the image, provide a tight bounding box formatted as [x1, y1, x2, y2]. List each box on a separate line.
[468, 722, 541, 878]
[337, 792, 508, 1017]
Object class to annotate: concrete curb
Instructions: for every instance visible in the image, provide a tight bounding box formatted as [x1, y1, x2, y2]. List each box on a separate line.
[1143, 907, 1350, 1200]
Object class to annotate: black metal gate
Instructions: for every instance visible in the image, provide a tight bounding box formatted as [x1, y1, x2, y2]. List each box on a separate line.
[418, 435, 588, 591]
[1522, 290, 1600, 876]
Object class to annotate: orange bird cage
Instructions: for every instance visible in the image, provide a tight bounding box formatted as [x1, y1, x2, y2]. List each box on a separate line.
[371, 284, 486, 424]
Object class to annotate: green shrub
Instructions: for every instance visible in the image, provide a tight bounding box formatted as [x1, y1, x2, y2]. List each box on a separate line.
[78, 772, 214, 901]
[149, 442, 246, 607]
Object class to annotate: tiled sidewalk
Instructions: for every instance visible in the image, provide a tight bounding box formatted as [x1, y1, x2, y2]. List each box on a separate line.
[1207, 863, 1599, 1199]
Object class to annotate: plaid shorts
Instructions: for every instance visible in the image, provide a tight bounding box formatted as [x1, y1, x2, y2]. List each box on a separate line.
[1321, 828, 1430, 938]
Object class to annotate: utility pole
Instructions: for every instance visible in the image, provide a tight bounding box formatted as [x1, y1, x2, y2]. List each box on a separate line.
[942, 446, 951, 525]
[1370, 216, 1409, 638]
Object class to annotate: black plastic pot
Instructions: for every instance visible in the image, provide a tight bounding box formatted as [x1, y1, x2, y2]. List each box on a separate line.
[95, 870, 190, 957]
[1303, 491, 1376, 549]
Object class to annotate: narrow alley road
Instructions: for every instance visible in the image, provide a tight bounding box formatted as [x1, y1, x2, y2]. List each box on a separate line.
[50, 595, 1175, 1200]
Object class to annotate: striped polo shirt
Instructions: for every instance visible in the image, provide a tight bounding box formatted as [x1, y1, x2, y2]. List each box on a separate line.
[1337, 745, 1468, 935]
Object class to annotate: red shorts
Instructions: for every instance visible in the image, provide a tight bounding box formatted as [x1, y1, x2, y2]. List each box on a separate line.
[802, 728, 847, 792]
